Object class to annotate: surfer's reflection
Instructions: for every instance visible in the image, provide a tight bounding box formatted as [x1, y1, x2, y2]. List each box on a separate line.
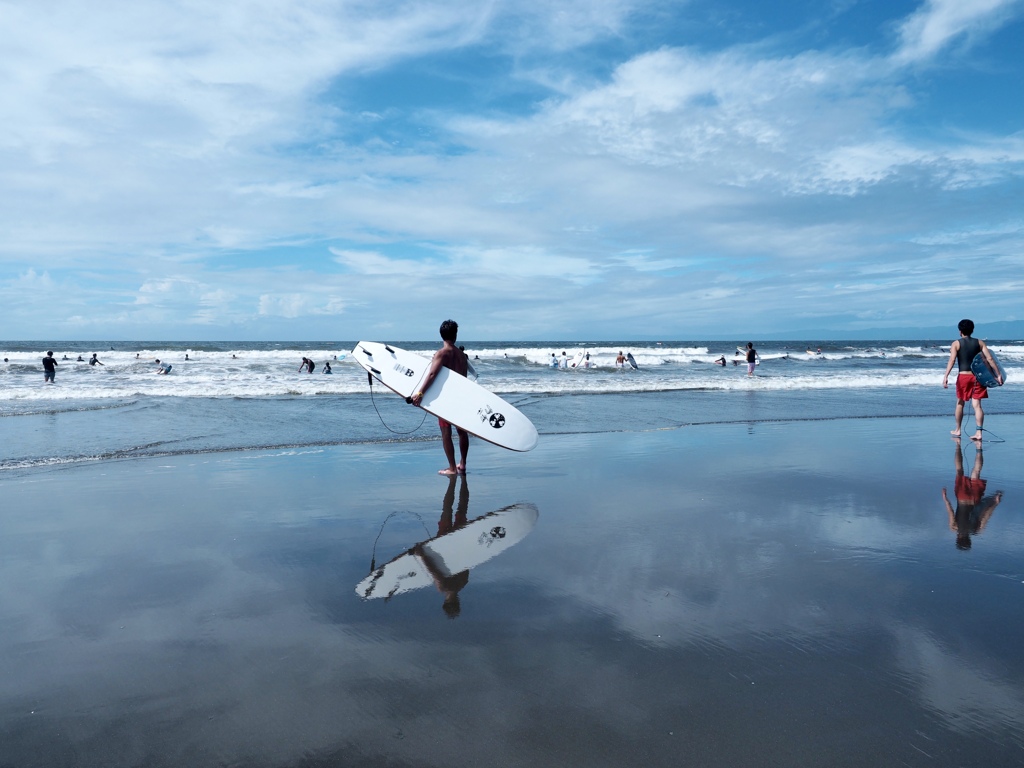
[414, 475, 471, 618]
[942, 442, 1002, 550]
[356, 476, 539, 611]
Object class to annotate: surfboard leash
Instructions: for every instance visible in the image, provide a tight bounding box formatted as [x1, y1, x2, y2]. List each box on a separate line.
[369, 510, 431, 571]
[366, 371, 428, 435]
[960, 409, 1006, 444]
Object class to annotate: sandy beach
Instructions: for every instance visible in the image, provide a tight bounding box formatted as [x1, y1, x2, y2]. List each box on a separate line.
[1, 413, 1022, 767]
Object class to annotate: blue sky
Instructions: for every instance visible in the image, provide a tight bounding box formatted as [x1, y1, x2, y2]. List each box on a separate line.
[1, 0, 1021, 340]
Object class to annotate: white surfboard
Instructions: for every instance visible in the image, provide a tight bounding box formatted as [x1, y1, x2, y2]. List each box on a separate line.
[569, 349, 586, 369]
[352, 342, 538, 452]
[356, 503, 539, 600]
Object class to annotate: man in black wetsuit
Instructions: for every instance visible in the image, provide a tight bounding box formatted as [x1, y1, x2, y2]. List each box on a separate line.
[42, 351, 57, 384]
[942, 319, 1002, 441]
[744, 342, 759, 376]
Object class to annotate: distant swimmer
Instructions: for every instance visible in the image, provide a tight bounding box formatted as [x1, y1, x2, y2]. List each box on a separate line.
[943, 318, 1001, 441]
[323, 361, 332, 374]
[560, 351, 568, 369]
[298, 357, 314, 373]
[77, 355, 84, 362]
[744, 342, 759, 376]
[89, 354, 104, 366]
[715, 355, 726, 366]
[615, 351, 625, 368]
[411, 319, 470, 476]
[185, 354, 190, 361]
[62, 355, 69, 360]
[155, 359, 172, 374]
[550, 353, 559, 368]
[42, 351, 57, 384]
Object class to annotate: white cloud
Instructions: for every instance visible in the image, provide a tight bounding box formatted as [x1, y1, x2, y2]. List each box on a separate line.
[259, 293, 307, 318]
[0, 0, 1022, 337]
[330, 248, 429, 275]
[449, 246, 599, 282]
[892, 0, 1023, 64]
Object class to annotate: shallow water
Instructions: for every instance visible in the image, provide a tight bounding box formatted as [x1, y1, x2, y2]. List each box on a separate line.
[1, 416, 1022, 766]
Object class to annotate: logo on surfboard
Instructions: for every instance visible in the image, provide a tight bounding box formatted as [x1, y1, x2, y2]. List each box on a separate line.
[478, 405, 505, 429]
[478, 526, 507, 546]
[392, 363, 415, 377]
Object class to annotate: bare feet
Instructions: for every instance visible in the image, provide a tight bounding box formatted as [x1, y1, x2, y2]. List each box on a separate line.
[456, 464, 466, 475]
[970, 433, 983, 442]
[950, 430, 961, 437]
[438, 467, 458, 476]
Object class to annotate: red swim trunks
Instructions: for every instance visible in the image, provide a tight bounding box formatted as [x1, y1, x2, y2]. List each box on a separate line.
[955, 373, 987, 401]
[955, 475, 986, 504]
[438, 417, 451, 429]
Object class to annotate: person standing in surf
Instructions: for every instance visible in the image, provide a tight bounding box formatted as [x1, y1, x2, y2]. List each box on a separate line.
[42, 350, 58, 384]
[412, 319, 470, 476]
[744, 342, 759, 376]
[943, 319, 1002, 441]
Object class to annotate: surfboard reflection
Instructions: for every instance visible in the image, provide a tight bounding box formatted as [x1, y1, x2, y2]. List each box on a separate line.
[356, 475, 539, 616]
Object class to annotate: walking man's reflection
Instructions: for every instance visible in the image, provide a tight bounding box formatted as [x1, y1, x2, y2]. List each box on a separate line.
[412, 475, 470, 618]
[942, 441, 1002, 550]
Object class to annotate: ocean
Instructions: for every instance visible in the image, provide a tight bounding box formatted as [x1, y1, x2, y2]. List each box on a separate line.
[2, 339, 1021, 471]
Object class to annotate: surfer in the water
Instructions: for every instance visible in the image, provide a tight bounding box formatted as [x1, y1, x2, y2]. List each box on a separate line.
[744, 342, 759, 376]
[942, 318, 1002, 441]
[412, 319, 470, 475]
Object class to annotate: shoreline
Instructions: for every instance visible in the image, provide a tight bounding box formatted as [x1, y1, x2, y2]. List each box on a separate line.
[4, 384, 1024, 473]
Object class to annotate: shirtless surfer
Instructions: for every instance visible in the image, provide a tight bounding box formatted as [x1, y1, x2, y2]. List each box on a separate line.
[411, 319, 470, 476]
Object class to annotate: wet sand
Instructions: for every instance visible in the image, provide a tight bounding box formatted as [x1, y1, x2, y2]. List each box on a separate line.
[1, 415, 1022, 767]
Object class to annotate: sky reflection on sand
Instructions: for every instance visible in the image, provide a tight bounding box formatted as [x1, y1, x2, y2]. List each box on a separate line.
[0, 417, 1021, 766]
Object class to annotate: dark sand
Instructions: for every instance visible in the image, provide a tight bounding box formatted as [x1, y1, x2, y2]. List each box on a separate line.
[1, 416, 1022, 767]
